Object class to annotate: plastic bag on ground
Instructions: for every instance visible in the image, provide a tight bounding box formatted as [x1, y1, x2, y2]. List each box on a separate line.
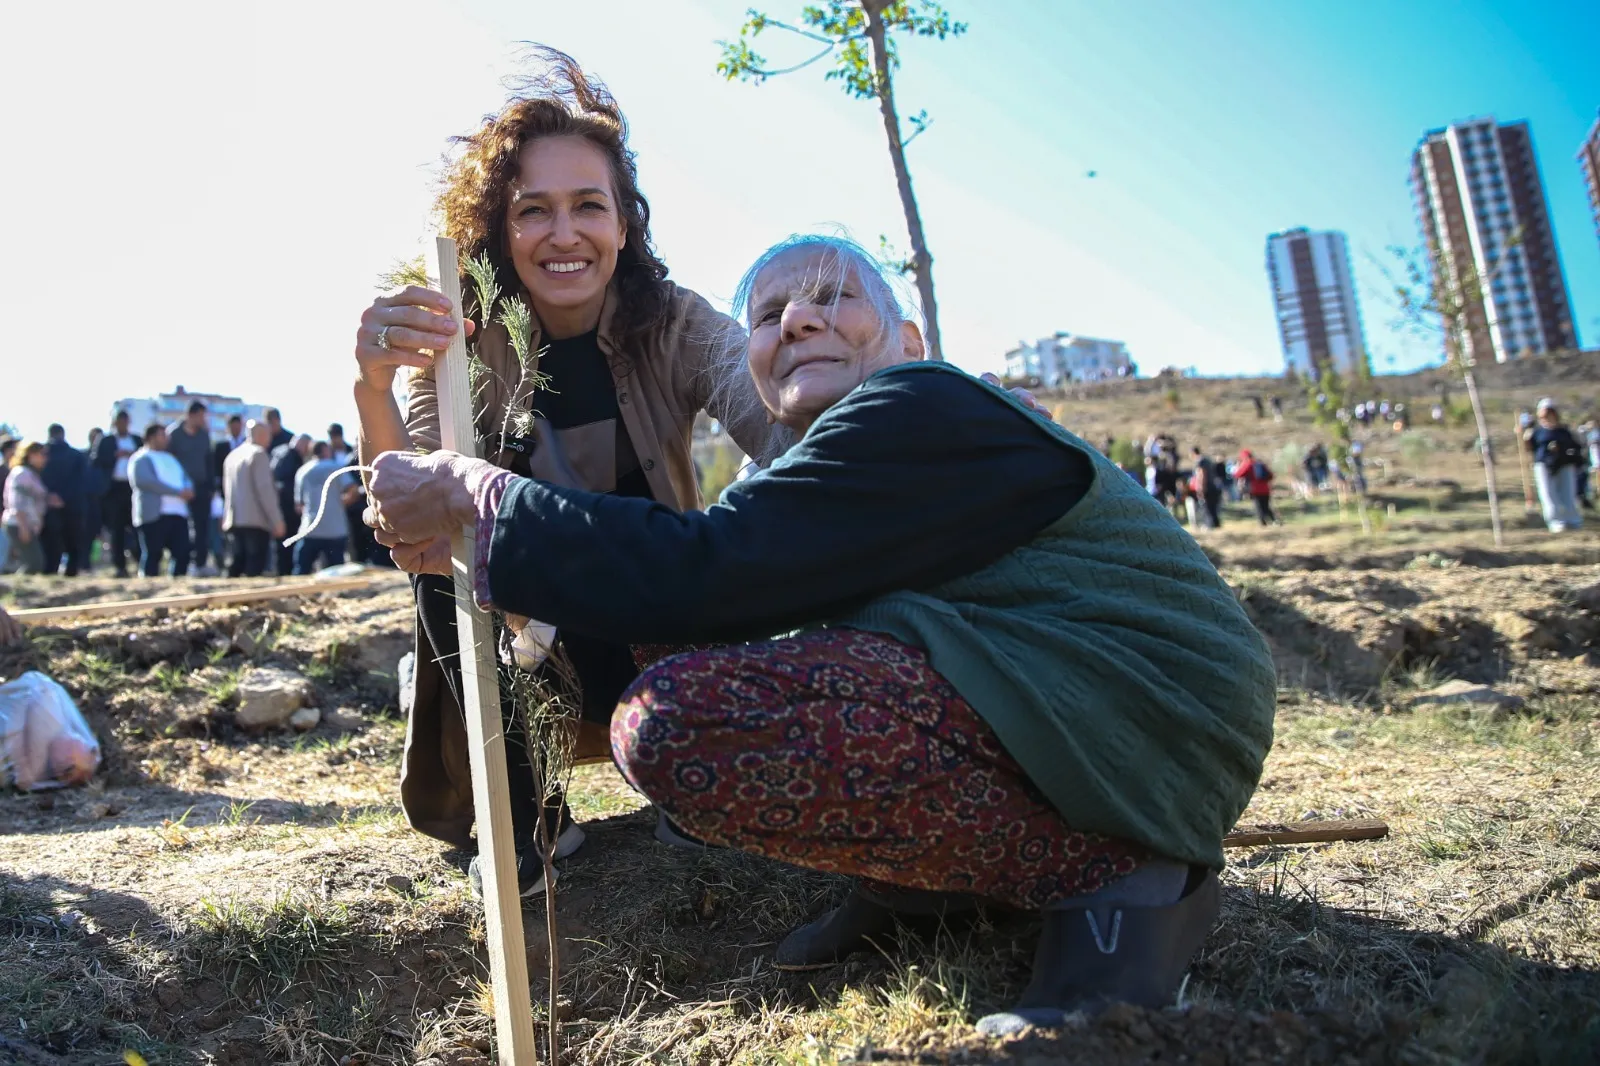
[0, 672, 101, 791]
[314, 561, 369, 580]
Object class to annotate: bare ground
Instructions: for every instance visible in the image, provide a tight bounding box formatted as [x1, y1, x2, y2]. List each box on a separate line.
[3, 526, 1600, 1063]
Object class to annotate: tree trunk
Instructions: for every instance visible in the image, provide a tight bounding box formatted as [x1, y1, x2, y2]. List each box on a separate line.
[862, 2, 944, 361]
[1461, 367, 1505, 548]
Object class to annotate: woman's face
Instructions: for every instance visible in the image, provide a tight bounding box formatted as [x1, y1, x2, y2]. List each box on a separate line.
[1540, 410, 1560, 428]
[746, 248, 924, 431]
[503, 136, 626, 329]
[29, 447, 47, 470]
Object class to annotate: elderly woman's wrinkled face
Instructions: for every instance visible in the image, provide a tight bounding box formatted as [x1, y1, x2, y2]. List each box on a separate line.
[746, 248, 924, 431]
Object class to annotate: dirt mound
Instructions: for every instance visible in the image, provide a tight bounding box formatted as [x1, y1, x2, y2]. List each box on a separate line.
[1235, 564, 1600, 695]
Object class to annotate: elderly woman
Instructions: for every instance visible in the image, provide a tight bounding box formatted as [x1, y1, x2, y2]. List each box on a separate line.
[365, 235, 1275, 1030]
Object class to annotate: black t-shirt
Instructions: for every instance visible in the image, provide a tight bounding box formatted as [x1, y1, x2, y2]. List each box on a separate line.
[532, 330, 652, 500]
[527, 330, 652, 719]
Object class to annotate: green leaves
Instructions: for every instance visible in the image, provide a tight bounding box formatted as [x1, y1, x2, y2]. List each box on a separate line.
[496, 297, 535, 371]
[717, 1, 965, 101]
[462, 250, 502, 327]
[375, 255, 430, 292]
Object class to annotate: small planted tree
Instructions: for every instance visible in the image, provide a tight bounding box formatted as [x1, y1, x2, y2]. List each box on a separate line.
[717, 1, 966, 362]
[1389, 231, 1523, 548]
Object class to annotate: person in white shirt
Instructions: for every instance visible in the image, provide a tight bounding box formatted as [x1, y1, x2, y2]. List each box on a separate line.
[129, 425, 195, 577]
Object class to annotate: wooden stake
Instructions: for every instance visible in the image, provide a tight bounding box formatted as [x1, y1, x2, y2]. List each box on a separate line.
[433, 236, 538, 1064]
[11, 574, 387, 625]
[1223, 818, 1388, 849]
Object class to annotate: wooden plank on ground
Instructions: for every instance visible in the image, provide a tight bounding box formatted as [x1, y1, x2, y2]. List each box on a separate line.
[12, 574, 386, 624]
[433, 235, 538, 1064]
[1224, 818, 1389, 849]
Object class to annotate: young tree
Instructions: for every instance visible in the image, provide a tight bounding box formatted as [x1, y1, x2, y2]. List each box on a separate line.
[1389, 231, 1524, 549]
[717, 1, 966, 362]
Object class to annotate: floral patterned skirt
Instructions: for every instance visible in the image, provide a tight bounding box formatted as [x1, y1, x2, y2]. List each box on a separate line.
[612, 628, 1145, 910]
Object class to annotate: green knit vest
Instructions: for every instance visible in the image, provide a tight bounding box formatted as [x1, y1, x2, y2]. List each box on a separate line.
[825, 364, 1276, 868]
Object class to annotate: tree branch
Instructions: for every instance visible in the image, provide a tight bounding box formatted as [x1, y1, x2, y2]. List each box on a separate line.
[753, 40, 840, 77]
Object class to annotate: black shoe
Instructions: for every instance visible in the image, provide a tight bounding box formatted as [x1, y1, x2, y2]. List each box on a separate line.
[467, 817, 586, 900]
[773, 882, 980, 971]
[976, 867, 1219, 1036]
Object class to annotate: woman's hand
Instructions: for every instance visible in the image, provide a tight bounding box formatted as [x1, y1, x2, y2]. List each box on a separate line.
[355, 286, 475, 391]
[365, 449, 495, 547]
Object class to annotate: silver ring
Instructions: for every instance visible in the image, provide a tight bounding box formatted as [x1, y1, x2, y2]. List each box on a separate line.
[376, 325, 392, 351]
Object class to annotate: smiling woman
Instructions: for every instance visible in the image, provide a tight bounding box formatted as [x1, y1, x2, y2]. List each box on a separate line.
[349, 47, 782, 893]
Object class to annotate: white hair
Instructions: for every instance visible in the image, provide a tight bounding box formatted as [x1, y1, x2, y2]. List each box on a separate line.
[700, 233, 916, 462]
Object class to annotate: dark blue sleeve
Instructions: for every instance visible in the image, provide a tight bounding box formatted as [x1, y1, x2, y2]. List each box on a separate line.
[487, 365, 1095, 644]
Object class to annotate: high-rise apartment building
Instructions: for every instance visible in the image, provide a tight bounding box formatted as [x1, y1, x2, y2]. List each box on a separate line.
[1580, 110, 1600, 252]
[1410, 116, 1576, 363]
[1264, 227, 1368, 378]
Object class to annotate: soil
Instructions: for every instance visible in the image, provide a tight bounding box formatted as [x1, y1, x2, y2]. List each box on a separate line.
[3, 548, 1599, 1060]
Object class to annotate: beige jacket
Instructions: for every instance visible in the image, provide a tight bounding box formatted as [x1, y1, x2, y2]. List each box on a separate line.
[399, 279, 780, 847]
[222, 443, 284, 533]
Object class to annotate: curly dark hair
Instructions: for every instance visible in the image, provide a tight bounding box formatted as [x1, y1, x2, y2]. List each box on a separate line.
[437, 46, 670, 347]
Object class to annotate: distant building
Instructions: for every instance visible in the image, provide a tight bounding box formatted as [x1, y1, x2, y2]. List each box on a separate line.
[1264, 227, 1368, 379]
[1580, 110, 1600, 254]
[1003, 333, 1134, 387]
[1410, 116, 1577, 364]
[108, 386, 265, 441]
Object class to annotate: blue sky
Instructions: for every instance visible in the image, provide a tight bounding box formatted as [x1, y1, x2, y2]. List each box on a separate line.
[1, 0, 1595, 442]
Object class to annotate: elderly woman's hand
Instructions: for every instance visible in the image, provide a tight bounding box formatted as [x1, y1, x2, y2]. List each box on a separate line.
[365, 450, 497, 550]
[981, 373, 1046, 417]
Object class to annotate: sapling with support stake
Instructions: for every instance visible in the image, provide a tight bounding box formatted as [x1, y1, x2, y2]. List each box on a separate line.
[431, 235, 540, 1065]
[1388, 227, 1525, 549]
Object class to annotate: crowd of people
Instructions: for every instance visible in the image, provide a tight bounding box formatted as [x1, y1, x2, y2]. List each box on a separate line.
[1105, 434, 1285, 529]
[0, 404, 392, 579]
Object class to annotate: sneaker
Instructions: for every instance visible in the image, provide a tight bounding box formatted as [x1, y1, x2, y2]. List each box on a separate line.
[467, 819, 587, 900]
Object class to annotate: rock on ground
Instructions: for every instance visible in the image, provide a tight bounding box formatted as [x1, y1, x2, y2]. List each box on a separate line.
[1410, 679, 1525, 714]
[288, 706, 322, 732]
[235, 666, 315, 731]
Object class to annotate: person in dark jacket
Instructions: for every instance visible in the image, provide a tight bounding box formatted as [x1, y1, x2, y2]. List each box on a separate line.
[166, 401, 216, 573]
[363, 234, 1276, 1034]
[83, 428, 107, 569]
[1525, 398, 1583, 532]
[1190, 447, 1222, 529]
[265, 408, 293, 452]
[95, 411, 141, 577]
[270, 434, 310, 575]
[39, 424, 88, 576]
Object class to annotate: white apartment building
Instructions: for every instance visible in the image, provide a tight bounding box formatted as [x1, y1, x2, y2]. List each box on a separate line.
[1003, 333, 1134, 387]
[1264, 227, 1369, 378]
[1410, 116, 1576, 363]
